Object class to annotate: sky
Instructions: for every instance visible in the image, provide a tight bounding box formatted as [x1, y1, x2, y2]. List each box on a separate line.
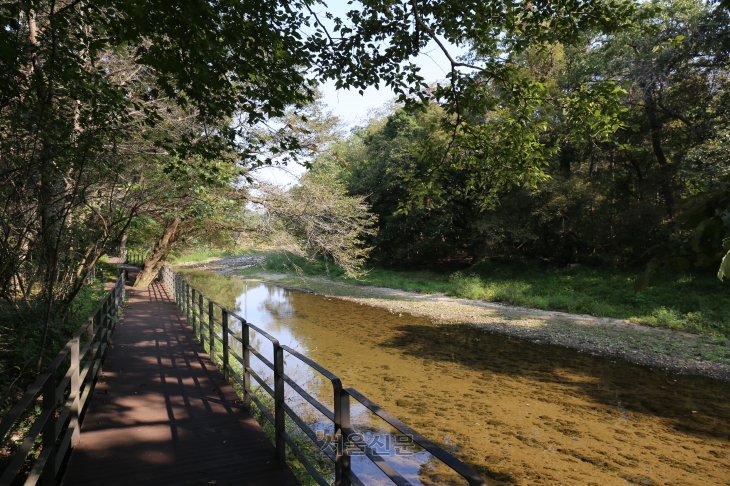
[318, 37, 466, 127]
[255, 4, 468, 186]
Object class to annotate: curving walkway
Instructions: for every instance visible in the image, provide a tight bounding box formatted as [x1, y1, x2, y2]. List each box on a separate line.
[62, 275, 297, 486]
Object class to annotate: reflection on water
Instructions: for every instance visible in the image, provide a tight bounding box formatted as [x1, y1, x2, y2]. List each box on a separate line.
[180, 270, 730, 486]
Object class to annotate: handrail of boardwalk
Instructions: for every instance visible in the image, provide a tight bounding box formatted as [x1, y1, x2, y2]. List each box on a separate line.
[161, 265, 486, 486]
[0, 272, 125, 486]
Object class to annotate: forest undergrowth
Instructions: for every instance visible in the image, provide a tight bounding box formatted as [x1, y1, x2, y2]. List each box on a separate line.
[0, 259, 118, 419]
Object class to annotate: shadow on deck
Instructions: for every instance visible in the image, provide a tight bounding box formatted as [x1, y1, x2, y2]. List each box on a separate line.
[62, 276, 297, 486]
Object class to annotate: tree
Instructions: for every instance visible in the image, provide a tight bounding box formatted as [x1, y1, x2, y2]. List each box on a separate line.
[255, 170, 377, 277]
[332, 0, 730, 274]
[0, 0, 324, 368]
[0, 0, 655, 373]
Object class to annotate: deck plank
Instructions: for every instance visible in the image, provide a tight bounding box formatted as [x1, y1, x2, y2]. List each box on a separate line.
[63, 278, 298, 486]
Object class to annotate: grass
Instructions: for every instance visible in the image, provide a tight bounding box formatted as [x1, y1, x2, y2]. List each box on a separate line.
[169, 247, 263, 265]
[169, 248, 236, 264]
[244, 253, 730, 338]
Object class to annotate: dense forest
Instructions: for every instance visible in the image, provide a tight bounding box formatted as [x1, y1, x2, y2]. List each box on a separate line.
[320, 0, 730, 282]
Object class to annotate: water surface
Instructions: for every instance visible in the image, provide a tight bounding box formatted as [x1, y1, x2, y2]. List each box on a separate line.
[181, 270, 730, 485]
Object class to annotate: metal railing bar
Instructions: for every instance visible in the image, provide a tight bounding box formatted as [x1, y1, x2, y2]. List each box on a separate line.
[228, 331, 243, 345]
[282, 345, 342, 383]
[77, 343, 101, 386]
[281, 431, 331, 486]
[247, 368, 275, 398]
[161, 267, 485, 486]
[345, 388, 486, 486]
[229, 348, 244, 366]
[282, 375, 335, 422]
[55, 401, 73, 438]
[228, 368, 246, 389]
[54, 423, 74, 475]
[249, 393, 275, 427]
[79, 359, 94, 387]
[55, 361, 80, 401]
[248, 346, 274, 371]
[71, 318, 94, 341]
[229, 311, 279, 348]
[77, 360, 101, 412]
[281, 402, 335, 461]
[345, 469, 367, 486]
[224, 363, 238, 381]
[345, 434, 412, 486]
[78, 335, 95, 360]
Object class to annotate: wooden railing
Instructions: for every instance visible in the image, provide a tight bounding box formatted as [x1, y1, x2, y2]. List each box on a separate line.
[0, 273, 125, 486]
[126, 251, 147, 267]
[161, 266, 486, 486]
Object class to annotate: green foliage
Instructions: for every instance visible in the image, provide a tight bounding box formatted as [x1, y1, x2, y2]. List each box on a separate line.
[324, 0, 730, 280]
[449, 272, 487, 300]
[246, 386, 333, 486]
[255, 168, 377, 278]
[1, 279, 107, 417]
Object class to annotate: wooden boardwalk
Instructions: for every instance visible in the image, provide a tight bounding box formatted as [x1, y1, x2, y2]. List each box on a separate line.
[62, 275, 298, 486]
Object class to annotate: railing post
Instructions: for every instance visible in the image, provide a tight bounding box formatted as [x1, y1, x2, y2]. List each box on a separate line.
[208, 301, 215, 357]
[70, 339, 80, 447]
[42, 370, 57, 486]
[242, 320, 251, 409]
[101, 298, 108, 344]
[88, 314, 95, 344]
[273, 341, 286, 460]
[111, 281, 120, 331]
[198, 292, 202, 343]
[334, 386, 351, 486]
[191, 288, 197, 335]
[185, 282, 190, 320]
[222, 309, 229, 381]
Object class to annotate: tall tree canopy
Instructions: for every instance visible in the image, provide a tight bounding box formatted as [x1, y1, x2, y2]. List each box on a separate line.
[327, 0, 730, 274]
[0, 0, 650, 373]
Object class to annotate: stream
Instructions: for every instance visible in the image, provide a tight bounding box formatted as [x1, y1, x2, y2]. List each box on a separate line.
[179, 270, 730, 485]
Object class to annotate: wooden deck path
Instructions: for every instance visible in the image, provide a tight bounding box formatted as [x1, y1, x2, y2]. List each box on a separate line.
[62, 274, 298, 486]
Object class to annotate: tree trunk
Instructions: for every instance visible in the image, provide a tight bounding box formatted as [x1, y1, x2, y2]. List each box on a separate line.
[642, 86, 675, 218]
[133, 218, 181, 287]
[120, 232, 128, 259]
